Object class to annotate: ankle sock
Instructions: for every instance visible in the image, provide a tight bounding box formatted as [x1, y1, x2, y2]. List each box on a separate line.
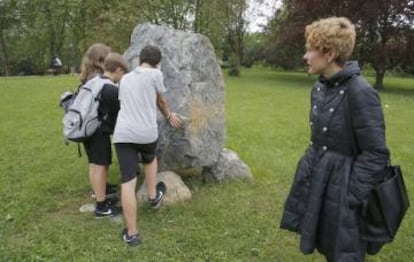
[96, 200, 106, 210]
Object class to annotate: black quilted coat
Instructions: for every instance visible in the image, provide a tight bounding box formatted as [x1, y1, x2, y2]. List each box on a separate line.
[280, 61, 390, 261]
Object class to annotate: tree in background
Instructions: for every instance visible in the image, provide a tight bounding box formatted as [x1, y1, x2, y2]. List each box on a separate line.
[222, 0, 247, 76]
[0, 0, 19, 76]
[352, 0, 414, 89]
[400, 31, 414, 75]
[265, 0, 414, 89]
[264, 5, 304, 70]
[0, 0, 149, 75]
[191, 0, 252, 77]
[0, 0, 253, 76]
[242, 32, 266, 67]
[138, 0, 193, 30]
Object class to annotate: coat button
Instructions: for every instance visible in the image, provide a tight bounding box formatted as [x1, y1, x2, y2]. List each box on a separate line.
[317, 87, 321, 91]
[310, 121, 313, 126]
[310, 141, 313, 145]
[329, 108, 334, 112]
[323, 146, 328, 151]
[322, 127, 328, 132]
[313, 105, 317, 109]
[339, 90, 345, 95]
[335, 82, 339, 86]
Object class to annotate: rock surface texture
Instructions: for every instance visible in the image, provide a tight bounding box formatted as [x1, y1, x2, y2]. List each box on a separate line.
[202, 148, 253, 183]
[124, 23, 252, 182]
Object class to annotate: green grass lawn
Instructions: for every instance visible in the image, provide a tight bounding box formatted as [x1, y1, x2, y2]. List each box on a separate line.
[0, 68, 413, 261]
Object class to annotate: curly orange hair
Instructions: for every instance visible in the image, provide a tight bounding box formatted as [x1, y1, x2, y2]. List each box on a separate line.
[305, 17, 356, 65]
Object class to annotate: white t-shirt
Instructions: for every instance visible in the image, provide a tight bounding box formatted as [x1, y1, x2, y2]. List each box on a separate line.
[113, 67, 166, 144]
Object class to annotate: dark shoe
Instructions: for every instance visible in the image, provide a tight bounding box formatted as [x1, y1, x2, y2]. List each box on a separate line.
[148, 182, 167, 209]
[95, 201, 121, 219]
[122, 228, 142, 247]
[91, 183, 119, 199]
[105, 196, 119, 207]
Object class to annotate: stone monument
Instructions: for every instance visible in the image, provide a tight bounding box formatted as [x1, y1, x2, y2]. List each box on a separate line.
[123, 23, 252, 189]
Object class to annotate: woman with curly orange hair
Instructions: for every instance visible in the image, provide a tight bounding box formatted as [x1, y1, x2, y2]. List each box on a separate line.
[280, 17, 390, 261]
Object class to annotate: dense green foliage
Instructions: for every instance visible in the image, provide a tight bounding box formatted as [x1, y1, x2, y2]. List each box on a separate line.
[0, 68, 413, 261]
[1, 0, 412, 89]
[264, 0, 414, 89]
[0, 0, 247, 76]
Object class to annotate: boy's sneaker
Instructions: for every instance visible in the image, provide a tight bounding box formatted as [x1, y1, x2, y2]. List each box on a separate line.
[105, 196, 119, 207]
[94, 200, 121, 219]
[122, 228, 142, 247]
[148, 182, 167, 209]
[91, 183, 119, 199]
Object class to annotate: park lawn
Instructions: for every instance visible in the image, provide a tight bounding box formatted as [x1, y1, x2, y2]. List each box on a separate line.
[0, 68, 413, 261]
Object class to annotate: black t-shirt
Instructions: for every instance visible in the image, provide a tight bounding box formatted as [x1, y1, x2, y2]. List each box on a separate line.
[98, 81, 119, 134]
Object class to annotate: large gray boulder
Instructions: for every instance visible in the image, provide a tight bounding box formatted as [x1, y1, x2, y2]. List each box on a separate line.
[124, 23, 225, 171]
[123, 23, 252, 182]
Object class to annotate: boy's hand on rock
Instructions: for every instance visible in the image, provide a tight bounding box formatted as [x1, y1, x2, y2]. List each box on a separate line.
[168, 112, 183, 129]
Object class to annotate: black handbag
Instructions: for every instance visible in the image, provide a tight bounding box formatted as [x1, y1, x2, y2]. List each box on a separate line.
[344, 84, 410, 246]
[359, 165, 409, 243]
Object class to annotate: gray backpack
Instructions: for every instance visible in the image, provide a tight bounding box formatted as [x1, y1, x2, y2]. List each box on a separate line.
[62, 76, 112, 142]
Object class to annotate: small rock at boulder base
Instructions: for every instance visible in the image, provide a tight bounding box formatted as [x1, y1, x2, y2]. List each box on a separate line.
[202, 148, 253, 182]
[137, 171, 192, 205]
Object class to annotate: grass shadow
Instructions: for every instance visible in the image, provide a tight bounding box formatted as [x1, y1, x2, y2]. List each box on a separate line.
[239, 67, 315, 88]
[380, 87, 414, 97]
[240, 67, 414, 95]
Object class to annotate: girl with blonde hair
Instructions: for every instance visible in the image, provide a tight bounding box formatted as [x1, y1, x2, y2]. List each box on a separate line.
[80, 44, 127, 218]
[80, 43, 112, 84]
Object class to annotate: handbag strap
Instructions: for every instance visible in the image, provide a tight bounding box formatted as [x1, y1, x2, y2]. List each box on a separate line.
[343, 76, 359, 159]
[344, 76, 391, 168]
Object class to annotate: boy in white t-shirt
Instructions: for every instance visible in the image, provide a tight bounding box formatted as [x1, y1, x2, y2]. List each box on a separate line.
[113, 45, 182, 246]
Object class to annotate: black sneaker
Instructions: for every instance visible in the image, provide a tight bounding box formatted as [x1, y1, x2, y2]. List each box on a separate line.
[95, 201, 121, 219]
[122, 228, 142, 247]
[105, 196, 119, 207]
[148, 182, 167, 209]
[91, 183, 119, 199]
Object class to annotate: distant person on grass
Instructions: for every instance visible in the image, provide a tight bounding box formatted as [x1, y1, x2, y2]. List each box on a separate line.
[80, 44, 128, 218]
[280, 17, 390, 261]
[113, 45, 182, 246]
[50, 56, 63, 75]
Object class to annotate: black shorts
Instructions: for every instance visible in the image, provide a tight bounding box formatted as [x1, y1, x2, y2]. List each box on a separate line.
[83, 130, 112, 165]
[115, 141, 158, 183]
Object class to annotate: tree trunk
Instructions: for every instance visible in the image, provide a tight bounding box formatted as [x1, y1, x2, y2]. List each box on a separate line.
[0, 30, 10, 76]
[193, 0, 201, 33]
[374, 67, 385, 90]
[45, 6, 56, 59]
